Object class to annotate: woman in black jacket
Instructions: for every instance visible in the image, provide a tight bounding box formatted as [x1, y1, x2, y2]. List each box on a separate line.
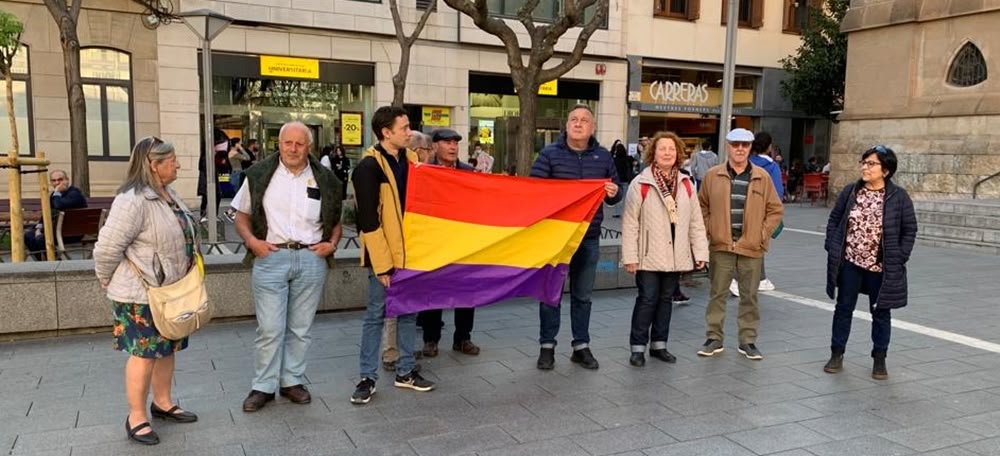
[823, 145, 917, 380]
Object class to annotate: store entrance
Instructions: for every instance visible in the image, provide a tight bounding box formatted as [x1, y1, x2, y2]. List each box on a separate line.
[491, 116, 564, 173]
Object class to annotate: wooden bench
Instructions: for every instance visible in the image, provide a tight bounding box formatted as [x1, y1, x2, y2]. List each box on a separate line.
[2, 195, 115, 261]
[53, 208, 108, 259]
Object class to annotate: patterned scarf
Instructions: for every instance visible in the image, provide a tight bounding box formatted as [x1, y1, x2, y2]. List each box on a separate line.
[652, 165, 679, 224]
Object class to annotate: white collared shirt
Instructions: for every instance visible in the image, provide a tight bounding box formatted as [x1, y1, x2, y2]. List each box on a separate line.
[231, 160, 324, 245]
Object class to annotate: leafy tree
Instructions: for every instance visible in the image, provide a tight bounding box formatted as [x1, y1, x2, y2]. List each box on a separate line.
[388, 0, 435, 107]
[0, 10, 24, 156]
[442, 0, 608, 175]
[780, 0, 848, 120]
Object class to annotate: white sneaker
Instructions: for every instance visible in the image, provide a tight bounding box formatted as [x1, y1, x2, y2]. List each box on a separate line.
[759, 278, 776, 291]
[729, 279, 739, 297]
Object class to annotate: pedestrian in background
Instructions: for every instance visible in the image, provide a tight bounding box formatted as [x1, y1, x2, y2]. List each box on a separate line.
[94, 137, 200, 446]
[611, 140, 635, 219]
[690, 140, 718, 190]
[823, 145, 917, 380]
[731, 131, 785, 296]
[621, 131, 708, 367]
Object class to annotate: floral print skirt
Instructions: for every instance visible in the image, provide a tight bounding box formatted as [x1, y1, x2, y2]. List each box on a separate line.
[112, 301, 188, 358]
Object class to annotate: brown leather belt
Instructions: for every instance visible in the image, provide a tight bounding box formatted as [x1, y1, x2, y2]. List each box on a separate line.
[275, 242, 314, 250]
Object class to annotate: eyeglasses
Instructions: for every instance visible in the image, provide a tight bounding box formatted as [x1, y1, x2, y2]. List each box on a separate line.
[859, 160, 881, 168]
[728, 141, 751, 149]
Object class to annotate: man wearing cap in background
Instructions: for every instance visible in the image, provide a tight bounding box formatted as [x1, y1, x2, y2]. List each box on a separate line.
[417, 128, 482, 357]
[696, 128, 783, 361]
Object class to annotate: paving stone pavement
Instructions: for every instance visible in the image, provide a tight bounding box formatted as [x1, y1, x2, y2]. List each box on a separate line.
[3, 205, 1000, 455]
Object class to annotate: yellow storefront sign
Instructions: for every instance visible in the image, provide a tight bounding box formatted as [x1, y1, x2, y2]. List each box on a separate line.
[260, 55, 320, 80]
[341, 113, 363, 146]
[422, 106, 451, 127]
[538, 80, 558, 96]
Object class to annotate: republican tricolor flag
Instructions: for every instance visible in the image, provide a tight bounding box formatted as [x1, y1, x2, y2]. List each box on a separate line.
[384, 164, 607, 317]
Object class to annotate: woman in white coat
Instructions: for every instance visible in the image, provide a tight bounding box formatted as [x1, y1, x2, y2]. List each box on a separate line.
[621, 131, 709, 367]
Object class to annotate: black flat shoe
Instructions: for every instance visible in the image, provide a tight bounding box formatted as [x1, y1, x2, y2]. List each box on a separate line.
[151, 403, 199, 423]
[629, 352, 645, 367]
[126, 416, 160, 445]
[649, 349, 677, 363]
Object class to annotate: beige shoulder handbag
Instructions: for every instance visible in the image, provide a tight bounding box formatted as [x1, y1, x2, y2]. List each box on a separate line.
[126, 205, 211, 341]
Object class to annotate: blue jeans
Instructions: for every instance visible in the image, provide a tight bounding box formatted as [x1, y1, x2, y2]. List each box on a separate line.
[832, 261, 891, 355]
[540, 236, 599, 348]
[360, 272, 417, 381]
[251, 248, 328, 393]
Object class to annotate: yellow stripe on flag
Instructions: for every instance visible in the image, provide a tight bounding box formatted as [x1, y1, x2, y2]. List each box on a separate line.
[403, 213, 590, 271]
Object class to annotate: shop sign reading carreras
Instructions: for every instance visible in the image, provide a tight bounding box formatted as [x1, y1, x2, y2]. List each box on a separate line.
[648, 81, 710, 105]
[260, 56, 320, 80]
[641, 82, 755, 108]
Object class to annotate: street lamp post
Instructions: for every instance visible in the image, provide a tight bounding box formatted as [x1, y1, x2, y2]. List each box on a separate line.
[179, 9, 233, 246]
[717, 0, 740, 162]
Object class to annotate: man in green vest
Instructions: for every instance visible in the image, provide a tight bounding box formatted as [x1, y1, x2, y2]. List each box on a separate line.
[232, 121, 343, 412]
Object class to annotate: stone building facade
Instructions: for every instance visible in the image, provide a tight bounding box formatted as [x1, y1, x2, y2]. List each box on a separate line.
[831, 0, 1000, 199]
[1, 0, 810, 203]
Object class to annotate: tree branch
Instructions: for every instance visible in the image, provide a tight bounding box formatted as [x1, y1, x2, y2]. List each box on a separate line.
[42, 0, 67, 22]
[407, 0, 436, 47]
[516, 0, 540, 36]
[537, 0, 605, 82]
[69, 0, 81, 21]
[444, 0, 525, 74]
[387, 0, 407, 43]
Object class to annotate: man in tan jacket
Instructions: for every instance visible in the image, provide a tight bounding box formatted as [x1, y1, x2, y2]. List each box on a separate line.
[696, 128, 784, 360]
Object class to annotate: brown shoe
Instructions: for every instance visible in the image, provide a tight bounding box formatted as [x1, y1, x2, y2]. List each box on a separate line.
[242, 390, 275, 412]
[279, 385, 312, 404]
[452, 340, 481, 356]
[422, 341, 438, 358]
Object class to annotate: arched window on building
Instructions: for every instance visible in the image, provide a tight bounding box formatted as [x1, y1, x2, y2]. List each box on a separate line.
[0, 44, 33, 156]
[81, 47, 134, 159]
[947, 42, 988, 88]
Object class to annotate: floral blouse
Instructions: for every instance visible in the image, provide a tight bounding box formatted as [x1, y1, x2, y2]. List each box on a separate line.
[845, 187, 886, 272]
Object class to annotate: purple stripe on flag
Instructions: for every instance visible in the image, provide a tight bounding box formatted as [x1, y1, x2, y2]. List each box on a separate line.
[384, 263, 570, 317]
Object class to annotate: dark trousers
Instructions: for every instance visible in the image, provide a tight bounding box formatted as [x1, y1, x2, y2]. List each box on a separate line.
[832, 261, 891, 355]
[630, 271, 679, 351]
[540, 236, 600, 348]
[418, 308, 475, 345]
[199, 182, 223, 218]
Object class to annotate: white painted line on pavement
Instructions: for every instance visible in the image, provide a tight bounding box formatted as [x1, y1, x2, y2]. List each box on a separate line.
[764, 290, 1000, 354]
[784, 227, 825, 236]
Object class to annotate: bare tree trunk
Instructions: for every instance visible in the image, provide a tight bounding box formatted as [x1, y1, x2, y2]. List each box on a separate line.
[45, 0, 89, 195]
[387, 0, 434, 108]
[4, 70, 17, 155]
[515, 79, 540, 177]
[58, 17, 89, 195]
[391, 49, 409, 107]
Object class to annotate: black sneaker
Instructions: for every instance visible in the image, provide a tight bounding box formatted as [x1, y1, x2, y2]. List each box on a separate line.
[738, 344, 763, 360]
[672, 292, 691, 305]
[697, 339, 724, 357]
[394, 371, 435, 392]
[350, 378, 376, 405]
[570, 347, 600, 370]
[537, 347, 555, 370]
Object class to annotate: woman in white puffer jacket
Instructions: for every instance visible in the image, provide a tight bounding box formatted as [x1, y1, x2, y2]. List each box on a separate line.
[621, 131, 709, 367]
